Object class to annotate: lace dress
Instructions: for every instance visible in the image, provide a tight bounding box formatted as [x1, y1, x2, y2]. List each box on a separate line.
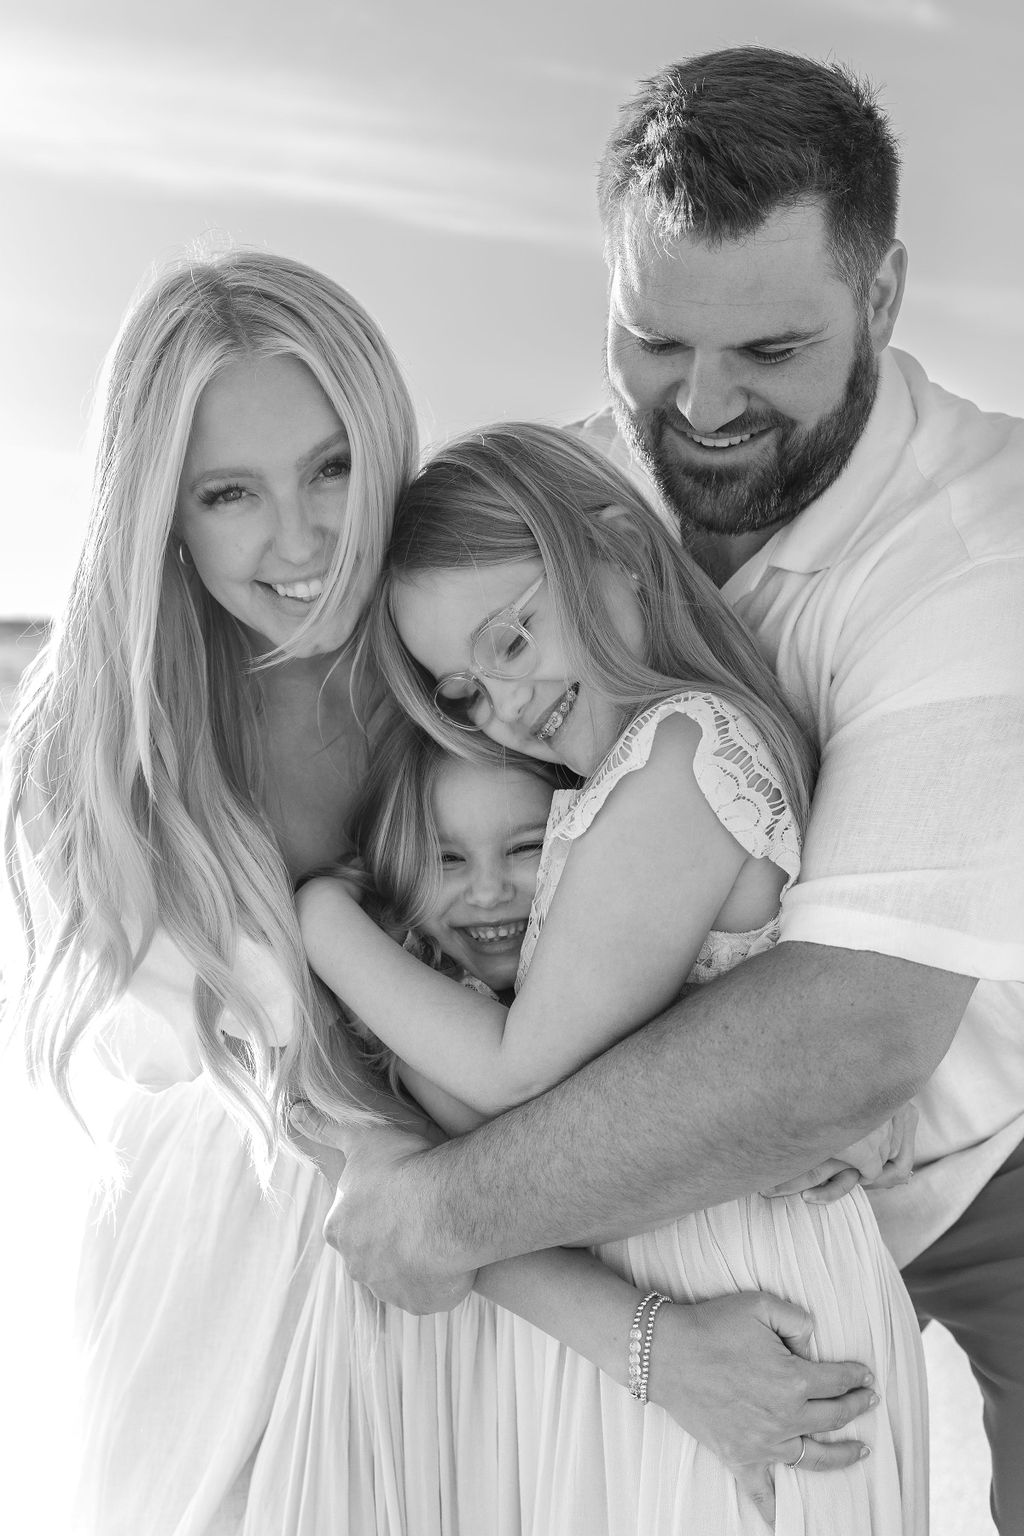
[246, 693, 927, 1535]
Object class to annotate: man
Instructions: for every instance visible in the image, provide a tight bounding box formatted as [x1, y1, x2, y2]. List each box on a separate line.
[310, 49, 1024, 1530]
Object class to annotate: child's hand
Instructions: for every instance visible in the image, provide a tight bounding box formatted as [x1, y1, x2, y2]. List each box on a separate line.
[761, 1103, 918, 1205]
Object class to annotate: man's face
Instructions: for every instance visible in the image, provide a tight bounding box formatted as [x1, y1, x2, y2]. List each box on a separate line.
[606, 201, 880, 544]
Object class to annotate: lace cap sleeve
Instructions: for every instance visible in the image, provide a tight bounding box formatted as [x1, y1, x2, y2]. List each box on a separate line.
[548, 692, 801, 888]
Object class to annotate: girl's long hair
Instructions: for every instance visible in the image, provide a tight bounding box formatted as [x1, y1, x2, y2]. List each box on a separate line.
[367, 421, 816, 831]
[2, 248, 418, 1176]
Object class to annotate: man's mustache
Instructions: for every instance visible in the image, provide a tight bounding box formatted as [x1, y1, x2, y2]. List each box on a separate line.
[653, 406, 790, 440]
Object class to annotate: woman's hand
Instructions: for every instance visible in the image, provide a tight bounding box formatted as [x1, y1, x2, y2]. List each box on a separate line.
[761, 1102, 918, 1204]
[647, 1292, 877, 1526]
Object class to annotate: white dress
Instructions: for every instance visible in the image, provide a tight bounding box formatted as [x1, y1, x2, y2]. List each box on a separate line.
[63, 923, 330, 1536]
[246, 693, 928, 1535]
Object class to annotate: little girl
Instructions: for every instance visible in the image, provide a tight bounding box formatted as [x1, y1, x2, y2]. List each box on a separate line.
[323, 709, 558, 1108]
[295, 425, 927, 1535]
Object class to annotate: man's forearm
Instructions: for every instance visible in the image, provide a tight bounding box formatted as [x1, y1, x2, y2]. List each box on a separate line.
[396, 943, 973, 1268]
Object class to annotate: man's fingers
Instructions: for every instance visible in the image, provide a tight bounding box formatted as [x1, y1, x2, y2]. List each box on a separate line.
[732, 1466, 776, 1528]
[801, 1166, 862, 1203]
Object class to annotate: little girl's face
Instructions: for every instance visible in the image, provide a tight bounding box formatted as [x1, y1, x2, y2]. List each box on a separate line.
[418, 759, 553, 993]
[393, 559, 644, 775]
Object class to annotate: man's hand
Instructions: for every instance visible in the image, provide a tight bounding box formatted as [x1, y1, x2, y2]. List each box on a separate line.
[762, 1102, 918, 1204]
[648, 1292, 876, 1526]
[290, 1107, 476, 1313]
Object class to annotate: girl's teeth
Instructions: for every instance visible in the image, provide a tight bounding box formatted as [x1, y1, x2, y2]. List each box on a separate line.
[270, 578, 324, 601]
[537, 684, 578, 741]
[467, 920, 527, 943]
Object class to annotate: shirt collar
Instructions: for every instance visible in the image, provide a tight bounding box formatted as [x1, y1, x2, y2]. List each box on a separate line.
[722, 349, 917, 601]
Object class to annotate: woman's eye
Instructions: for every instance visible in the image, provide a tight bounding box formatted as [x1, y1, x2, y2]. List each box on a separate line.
[439, 852, 464, 868]
[511, 841, 544, 858]
[317, 457, 351, 482]
[198, 483, 247, 507]
[503, 631, 528, 663]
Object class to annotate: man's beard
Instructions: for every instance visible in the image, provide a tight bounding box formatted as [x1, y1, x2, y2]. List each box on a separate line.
[611, 324, 878, 542]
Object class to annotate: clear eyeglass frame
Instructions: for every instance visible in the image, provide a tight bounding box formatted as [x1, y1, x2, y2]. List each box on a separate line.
[431, 571, 545, 732]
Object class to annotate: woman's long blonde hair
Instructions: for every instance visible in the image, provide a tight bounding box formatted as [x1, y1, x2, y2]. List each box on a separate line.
[367, 422, 816, 829]
[2, 249, 418, 1175]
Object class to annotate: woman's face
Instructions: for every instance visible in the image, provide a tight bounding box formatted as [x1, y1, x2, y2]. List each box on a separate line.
[177, 353, 365, 655]
[392, 558, 644, 776]
[417, 759, 551, 993]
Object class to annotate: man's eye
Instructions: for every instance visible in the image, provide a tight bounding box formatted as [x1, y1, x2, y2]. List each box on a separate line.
[633, 337, 677, 356]
[748, 347, 798, 366]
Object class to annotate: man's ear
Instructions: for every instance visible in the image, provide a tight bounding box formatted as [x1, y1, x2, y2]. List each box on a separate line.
[866, 240, 907, 352]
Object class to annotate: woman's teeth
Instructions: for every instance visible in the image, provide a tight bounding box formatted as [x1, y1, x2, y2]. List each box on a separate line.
[269, 577, 324, 601]
[537, 684, 578, 741]
[465, 920, 527, 944]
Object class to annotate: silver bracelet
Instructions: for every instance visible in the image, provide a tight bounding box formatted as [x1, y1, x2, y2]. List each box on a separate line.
[627, 1290, 673, 1403]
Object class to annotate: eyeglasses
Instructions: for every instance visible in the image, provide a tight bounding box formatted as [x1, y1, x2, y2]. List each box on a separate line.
[431, 571, 545, 731]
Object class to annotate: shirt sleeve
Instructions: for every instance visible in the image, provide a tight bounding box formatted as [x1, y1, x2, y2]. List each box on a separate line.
[780, 555, 1024, 980]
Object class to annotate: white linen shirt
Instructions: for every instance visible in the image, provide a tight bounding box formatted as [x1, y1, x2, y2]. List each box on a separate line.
[580, 348, 1024, 1265]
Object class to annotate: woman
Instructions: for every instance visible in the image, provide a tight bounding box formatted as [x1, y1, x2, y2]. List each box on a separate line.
[5, 251, 875, 1535]
[3, 249, 417, 1532]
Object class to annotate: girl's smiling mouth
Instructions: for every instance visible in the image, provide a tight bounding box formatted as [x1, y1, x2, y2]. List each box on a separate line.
[536, 684, 578, 742]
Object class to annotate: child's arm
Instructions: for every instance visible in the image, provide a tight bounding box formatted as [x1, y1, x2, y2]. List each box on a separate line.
[299, 714, 757, 1117]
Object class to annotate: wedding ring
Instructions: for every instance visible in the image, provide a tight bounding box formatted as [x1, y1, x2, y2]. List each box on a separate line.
[786, 1439, 807, 1468]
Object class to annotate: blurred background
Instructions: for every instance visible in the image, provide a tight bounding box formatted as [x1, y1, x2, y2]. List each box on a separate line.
[1, 0, 1017, 1529]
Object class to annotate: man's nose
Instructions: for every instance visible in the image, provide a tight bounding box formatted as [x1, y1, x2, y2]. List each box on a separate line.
[673, 357, 748, 436]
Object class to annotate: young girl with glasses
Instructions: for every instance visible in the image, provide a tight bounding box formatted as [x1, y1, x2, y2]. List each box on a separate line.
[293, 423, 926, 1534]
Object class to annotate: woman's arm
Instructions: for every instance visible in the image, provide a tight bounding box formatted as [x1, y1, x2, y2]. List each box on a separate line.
[299, 714, 752, 1115]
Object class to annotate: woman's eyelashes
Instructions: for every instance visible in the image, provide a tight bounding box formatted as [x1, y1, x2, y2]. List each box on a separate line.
[195, 456, 351, 508]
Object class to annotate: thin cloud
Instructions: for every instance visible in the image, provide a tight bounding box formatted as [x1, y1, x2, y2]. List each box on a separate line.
[910, 280, 1024, 333]
[805, 0, 951, 26]
[0, 30, 596, 249]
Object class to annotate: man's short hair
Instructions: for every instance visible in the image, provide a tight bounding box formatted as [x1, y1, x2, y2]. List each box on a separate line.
[598, 47, 901, 300]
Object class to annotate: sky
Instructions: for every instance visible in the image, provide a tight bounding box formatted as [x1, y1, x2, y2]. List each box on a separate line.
[2, 0, 1022, 617]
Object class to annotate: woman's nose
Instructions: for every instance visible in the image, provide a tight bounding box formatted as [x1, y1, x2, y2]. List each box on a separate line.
[273, 494, 321, 566]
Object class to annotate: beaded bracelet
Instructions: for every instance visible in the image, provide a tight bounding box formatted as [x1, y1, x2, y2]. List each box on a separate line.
[627, 1290, 673, 1403]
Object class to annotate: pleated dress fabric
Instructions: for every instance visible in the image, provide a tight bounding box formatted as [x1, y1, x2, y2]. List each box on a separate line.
[246, 694, 928, 1534]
